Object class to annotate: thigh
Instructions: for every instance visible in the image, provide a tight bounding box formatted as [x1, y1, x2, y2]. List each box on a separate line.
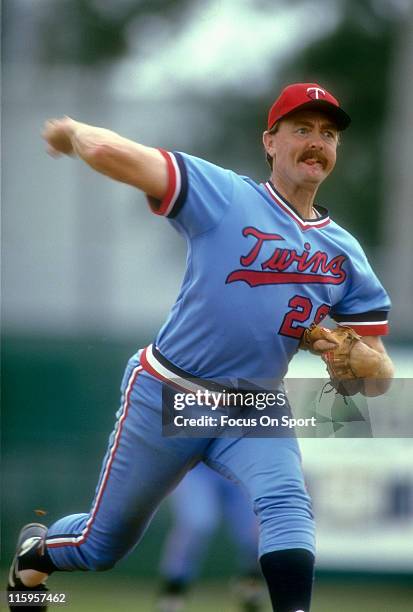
[47, 361, 208, 564]
[93, 365, 208, 532]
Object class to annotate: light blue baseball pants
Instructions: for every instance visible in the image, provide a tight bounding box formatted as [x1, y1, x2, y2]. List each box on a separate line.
[45, 353, 315, 570]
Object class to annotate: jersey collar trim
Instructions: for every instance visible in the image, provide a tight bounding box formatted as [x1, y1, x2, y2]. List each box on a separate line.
[264, 181, 330, 230]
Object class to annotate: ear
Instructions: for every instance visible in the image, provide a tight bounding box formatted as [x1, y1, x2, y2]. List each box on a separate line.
[262, 130, 276, 159]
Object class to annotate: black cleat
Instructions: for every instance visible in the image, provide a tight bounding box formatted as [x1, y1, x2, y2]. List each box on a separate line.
[7, 523, 49, 611]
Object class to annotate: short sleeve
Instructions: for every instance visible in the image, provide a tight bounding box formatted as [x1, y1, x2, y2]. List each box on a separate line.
[331, 245, 391, 336]
[147, 150, 234, 237]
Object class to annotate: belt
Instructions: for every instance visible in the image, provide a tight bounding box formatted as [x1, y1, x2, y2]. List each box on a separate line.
[140, 344, 272, 395]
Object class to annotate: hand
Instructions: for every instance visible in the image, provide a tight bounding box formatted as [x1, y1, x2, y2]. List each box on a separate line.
[42, 116, 76, 157]
[306, 327, 339, 355]
[312, 336, 340, 354]
[335, 340, 382, 378]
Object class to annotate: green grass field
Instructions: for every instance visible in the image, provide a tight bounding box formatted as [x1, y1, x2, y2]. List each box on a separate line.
[2, 572, 412, 611]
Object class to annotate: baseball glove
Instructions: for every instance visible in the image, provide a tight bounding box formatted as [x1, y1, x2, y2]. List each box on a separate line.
[300, 324, 383, 395]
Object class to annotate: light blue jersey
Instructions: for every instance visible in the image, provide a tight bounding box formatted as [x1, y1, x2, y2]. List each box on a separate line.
[149, 150, 390, 382]
[44, 149, 389, 577]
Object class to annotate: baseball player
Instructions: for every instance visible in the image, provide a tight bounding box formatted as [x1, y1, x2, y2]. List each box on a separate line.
[157, 463, 264, 612]
[7, 82, 394, 612]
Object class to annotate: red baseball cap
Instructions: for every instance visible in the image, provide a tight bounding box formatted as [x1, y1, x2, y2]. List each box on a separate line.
[267, 82, 351, 131]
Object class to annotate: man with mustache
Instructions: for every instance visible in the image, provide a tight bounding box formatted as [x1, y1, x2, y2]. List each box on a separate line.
[8, 83, 393, 612]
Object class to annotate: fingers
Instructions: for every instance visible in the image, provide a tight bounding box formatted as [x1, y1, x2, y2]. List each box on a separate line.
[42, 118, 67, 138]
[42, 119, 60, 143]
[312, 338, 339, 353]
[42, 117, 75, 156]
[306, 325, 333, 343]
[321, 351, 333, 363]
[46, 145, 62, 158]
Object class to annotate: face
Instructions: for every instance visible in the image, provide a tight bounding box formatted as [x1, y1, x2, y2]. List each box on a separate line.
[263, 109, 339, 188]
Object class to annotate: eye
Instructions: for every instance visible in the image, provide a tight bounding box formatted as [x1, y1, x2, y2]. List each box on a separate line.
[323, 130, 336, 140]
[296, 127, 308, 135]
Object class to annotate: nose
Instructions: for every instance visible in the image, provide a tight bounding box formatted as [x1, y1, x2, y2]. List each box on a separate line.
[308, 132, 324, 150]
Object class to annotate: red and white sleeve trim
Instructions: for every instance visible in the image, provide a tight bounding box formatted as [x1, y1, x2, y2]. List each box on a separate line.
[337, 321, 389, 336]
[147, 149, 182, 216]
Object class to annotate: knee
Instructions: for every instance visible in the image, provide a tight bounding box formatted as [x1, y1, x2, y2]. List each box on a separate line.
[79, 545, 120, 572]
[255, 488, 315, 557]
[86, 556, 117, 572]
[254, 484, 314, 521]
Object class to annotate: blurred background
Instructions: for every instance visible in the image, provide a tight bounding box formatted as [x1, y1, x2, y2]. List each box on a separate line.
[2, 0, 413, 610]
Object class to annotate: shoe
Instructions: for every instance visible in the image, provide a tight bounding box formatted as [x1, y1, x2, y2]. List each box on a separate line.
[7, 523, 49, 611]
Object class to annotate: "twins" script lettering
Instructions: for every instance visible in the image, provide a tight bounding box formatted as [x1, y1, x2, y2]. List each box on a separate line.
[226, 227, 347, 287]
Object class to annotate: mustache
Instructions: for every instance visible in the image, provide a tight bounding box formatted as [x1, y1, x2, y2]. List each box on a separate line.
[299, 150, 328, 167]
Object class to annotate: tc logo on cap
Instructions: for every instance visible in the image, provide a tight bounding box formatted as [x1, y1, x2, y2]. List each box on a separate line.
[306, 87, 326, 100]
[267, 82, 351, 131]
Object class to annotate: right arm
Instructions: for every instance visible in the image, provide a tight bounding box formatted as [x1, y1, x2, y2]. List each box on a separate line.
[42, 117, 168, 203]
